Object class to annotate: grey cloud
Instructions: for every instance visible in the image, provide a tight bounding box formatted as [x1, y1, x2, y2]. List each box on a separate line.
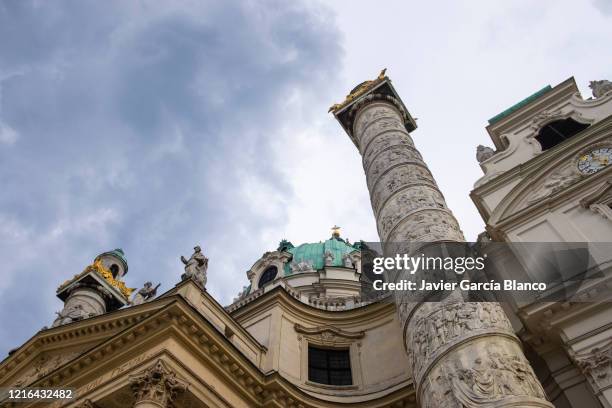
[0, 0, 342, 354]
[592, 0, 612, 15]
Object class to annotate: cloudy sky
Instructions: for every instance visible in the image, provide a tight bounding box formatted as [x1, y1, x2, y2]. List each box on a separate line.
[1, 0, 611, 353]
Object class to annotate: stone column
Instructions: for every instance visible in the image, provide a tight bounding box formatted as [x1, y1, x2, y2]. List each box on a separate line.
[331, 78, 552, 408]
[129, 360, 188, 408]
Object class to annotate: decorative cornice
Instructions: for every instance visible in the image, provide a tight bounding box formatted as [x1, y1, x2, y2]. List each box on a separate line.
[294, 324, 365, 340]
[227, 277, 388, 315]
[580, 178, 612, 208]
[474, 119, 612, 227]
[2, 291, 414, 408]
[485, 77, 579, 150]
[0, 305, 162, 386]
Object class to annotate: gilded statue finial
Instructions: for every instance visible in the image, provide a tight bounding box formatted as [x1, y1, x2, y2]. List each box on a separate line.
[328, 68, 389, 114]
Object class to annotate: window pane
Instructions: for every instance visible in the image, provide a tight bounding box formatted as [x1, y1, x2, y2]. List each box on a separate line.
[308, 346, 352, 385]
[308, 367, 328, 384]
[328, 350, 350, 369]
[329, 369, 352, 386]
[308, 347, 328, 369]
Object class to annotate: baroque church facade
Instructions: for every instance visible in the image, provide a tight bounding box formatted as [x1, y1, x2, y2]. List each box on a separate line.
[1, 73, 611, 408]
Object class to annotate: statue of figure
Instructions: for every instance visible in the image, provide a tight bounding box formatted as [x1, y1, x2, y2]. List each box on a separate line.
[476, 145, 495, 163]
[342, 253, 353, 268]
[290, 259, 313, 273]
[181, 245, 208, 288]
[131, 281, 161, 305]
[589, 80, 612, 98]
[51, 304, 92, 327]
[233, 285, 250, 303]
[324, 251, 334, 266]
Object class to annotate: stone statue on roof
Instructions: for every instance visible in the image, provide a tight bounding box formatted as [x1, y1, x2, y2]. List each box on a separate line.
[342, 253, 354, 268]
[589, 80, 612, 98]
[476, 145, 495, 163]
[181, 245, 208, 288]
[131, 281, 161, 305]
[290, 259, 313, 273]
[324, 250, 335, 266]
[51, 304, 94, 327]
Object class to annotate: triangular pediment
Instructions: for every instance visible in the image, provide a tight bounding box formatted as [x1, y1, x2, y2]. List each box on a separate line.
[0, 296, 174, 389]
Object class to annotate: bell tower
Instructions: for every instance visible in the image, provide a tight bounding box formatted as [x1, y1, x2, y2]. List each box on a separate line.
[52, 249, 133, 327]
[330, 70, 551, 408]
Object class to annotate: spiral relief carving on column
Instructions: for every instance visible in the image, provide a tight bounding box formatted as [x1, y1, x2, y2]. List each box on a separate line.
[331, 75, 552, 408]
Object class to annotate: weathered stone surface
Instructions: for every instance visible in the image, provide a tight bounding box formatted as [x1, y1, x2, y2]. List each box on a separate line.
[345, 99, 551, 408]
[130, 360, 188, 407]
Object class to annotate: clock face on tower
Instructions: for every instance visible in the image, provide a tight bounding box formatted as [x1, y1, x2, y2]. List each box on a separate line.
[577, 147, 612, 175]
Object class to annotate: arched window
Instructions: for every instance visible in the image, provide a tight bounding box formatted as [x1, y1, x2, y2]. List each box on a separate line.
[258, 266, 278, 288]
[110, 264, 120, 279]
[536, 118, 589, 151]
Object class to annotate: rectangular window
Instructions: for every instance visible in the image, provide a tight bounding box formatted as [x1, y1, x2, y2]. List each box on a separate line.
[308, 345, 352, 386]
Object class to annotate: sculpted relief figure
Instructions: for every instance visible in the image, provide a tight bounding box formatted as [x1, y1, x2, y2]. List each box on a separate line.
[450, 347, 546, 405]
[131, 281, 161, 305]
[181, 245, 208, 288]
[527, 166, 582, 204]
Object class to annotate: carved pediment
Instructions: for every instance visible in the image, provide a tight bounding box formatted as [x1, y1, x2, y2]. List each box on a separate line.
[8, 350, 82, 388]
[294, 324, 364, 347]
[0, 297, 173, 389]
[488, 133, 612, 226]
[524, 163, 583, 205]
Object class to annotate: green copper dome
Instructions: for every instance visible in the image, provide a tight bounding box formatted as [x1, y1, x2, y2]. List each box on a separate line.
[96, 248, 128, 273]
[283, 237, 358, 276]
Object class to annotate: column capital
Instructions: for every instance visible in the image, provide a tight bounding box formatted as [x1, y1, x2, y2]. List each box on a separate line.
[573, 340, 612, 392]
[129, 360, 188, 407]
[330, 71, 417, 143]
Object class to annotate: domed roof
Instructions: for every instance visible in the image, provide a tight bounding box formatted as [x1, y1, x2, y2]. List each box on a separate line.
[95, 248, 128, 273]
[283, 237, 359, 275]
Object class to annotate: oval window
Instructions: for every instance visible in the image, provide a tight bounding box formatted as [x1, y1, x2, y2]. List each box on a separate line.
[258, 266, 278, 288]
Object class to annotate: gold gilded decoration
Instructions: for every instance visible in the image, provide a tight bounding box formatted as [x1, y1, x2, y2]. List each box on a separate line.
[56, 257, 134, 298]
[329, 68, 387, 114]
[90, 259, 134, 298]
